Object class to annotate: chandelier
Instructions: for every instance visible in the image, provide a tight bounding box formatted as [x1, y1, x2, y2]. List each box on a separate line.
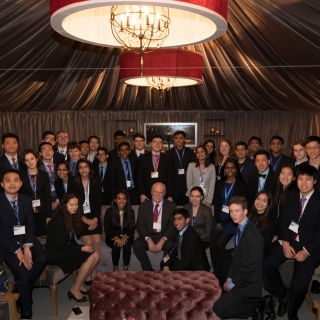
[146, 77, 176, 91]
[110, 5, 170, 54]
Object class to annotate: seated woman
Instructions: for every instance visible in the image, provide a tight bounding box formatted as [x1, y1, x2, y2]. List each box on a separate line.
[215, 190, 276, 286]
[183, 186, 212, 249]
[54, 160, 77, 201]
[45, 193, 99, 302]
[104, 190, 136, 272]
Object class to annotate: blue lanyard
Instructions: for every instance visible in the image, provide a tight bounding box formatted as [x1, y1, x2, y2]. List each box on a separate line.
[84, 180, 90, 200]
[239, 163, 245, 172]
[199, 167, 205, 182]
[192, 216, 196, 227]
[175, 147, 185, 167]
[224, 182, 235, 204]
[27, 171, 37, 196]
[170, 225, 189, 254]
[271, 154, 283, 171]
[68, 231, 73, 244]
[218, 164, 223, 176]
[63, 182, 67, 194]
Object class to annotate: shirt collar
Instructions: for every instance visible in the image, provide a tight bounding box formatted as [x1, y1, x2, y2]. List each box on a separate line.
[5, 193, 17, 204]
[238, 218, 249, 232]
[300, 190, 314, 201]
[259, 168, 270, 175]
[179, 225, 189, 235]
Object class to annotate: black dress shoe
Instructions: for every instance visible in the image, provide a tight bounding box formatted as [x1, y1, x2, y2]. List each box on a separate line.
[265, 295, 277, 320]
[20, 315, 32, 320]
[80, 289, 89, 295]
[311, 280, 320, 294]
[288, 316, 299, 320]
[84, 280, 92, 286]
[277, 289, 289, 317]
[67, 290, 88, 302]
[252, 298, 268, 320]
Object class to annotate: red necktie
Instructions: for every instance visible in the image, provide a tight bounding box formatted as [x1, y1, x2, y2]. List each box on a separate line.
[153, 154, 159, 172]
[153, 203, 159, 233]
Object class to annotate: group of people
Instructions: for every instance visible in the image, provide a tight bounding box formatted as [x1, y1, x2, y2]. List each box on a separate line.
[0, 129, 319, 320]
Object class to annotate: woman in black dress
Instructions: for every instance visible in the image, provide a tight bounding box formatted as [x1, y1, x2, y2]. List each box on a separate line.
[104, 190, 135, 271]
[19, 149, 52, 236]
[204, 139, 216, 165]
[45, 193, 99, 302]
[74, 159, 102, 285]
[54, 160, 77, 201]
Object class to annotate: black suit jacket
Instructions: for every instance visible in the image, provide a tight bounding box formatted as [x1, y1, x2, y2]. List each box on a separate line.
[270, 153, 295, 173]
[136, 199, 177, 240]
[214, 179, 247, 225]
[0, 154, 20, 171]
[238, 157, 257, 184]
[108, 148, 120, 163]
[247, 168, 278, 209]
[0, 192, 37, 260]
[53, 151, 65, 164]
[54, 174, 77, 201]
[161, 226, 210, 271]
[228, 220, 264, 297]
[19, 169, 53, 218]
[137, 152, 175, 199]
[93, 165, 112, 205]
[128, 150, 150, 161]
[166, 147, 194, 199]
[278, 190, 320, 258]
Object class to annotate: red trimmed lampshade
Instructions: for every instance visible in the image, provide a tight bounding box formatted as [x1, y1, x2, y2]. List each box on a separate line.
[119, 49, 203, 87]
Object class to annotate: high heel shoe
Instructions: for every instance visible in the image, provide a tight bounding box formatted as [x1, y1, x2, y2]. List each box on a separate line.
[80, 290, 89, 295]
[84, 280, 92, 286]
[68, 290, 88, 302]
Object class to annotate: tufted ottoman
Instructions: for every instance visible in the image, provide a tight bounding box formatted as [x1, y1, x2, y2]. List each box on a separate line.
[90, 271, 222, 320]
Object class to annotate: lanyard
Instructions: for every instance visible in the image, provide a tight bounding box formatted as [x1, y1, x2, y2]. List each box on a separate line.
[192, 216, 196, 227]
[218, 164, 223, 176]
[239, 162, 245, 172]
[271, 154, 283, 171]
[84, 180, 90, 201]
[199, 167, 206, 183]
[63, 182, 68, 194]
[175, 147, 185, 167]
[224, 182, 235, 204]
[27, 171, 37, 197]
[152, 154, 160, 172]
[277, 193, 282, 218]
[170, 225, 189, 254]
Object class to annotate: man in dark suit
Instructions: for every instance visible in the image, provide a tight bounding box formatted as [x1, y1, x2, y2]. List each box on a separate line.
[161, 208, 209, 271]
[108, 130, 126, 163]
[235, 141, 257, 183]
[247, 150, 278, 209]
[128, 132, 149, 161]
[263, 165, 320, 320]
[67, 141, 81, 176]
[166, 130, 194, 205]
[41, 131, 64, 163]
[248, 136, 262, 160]
[0, 170, 47, 320]
[0, 132, 20, 171]
[108, 142, 139, 205]
[269, 135, 295, 172]
[213, 196, 272, 319]
[87, 135, 100, 169]
[133, 182, 177, 271]
[55, 130, 69, 160]
[137, 134, 175, 202]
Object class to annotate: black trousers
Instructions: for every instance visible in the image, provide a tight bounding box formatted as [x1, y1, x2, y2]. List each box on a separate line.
[132, 236, 174, 271]
[215, 249, 234, 287]
[105, 237, 134, 266]
[263, 241, 319, 318]
[5, 241, 47, 318]
[213, 289, 261, 319]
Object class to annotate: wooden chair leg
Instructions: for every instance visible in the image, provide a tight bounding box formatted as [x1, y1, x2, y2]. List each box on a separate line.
[0, 293, 20, 320]
[313, 301, 320, 320]
[50, 284, 58, 316]
[306, 290, 314, 310]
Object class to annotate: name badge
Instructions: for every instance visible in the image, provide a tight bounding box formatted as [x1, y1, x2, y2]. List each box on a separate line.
[289, 221, 299, 234]
[163, 254, 170, 263]
[101, 187, 104, 192]
[153, 222, 161, 230]
[83, 205, 91, 214]
[222, 205, 229, 214]
[200, 184, 206, 195]
[32, 199, 41, 207]
[126, 180, 132, 188]
[217, 176, 221, 180]
[178, 168, 185, 175]
[14, 225, 25, 235]
[51, 185, 56, 192]
[151, 172, 159, 178]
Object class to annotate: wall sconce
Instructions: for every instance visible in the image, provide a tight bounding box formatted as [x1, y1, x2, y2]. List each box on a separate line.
[211, 127, 215, 135]
[215, 130, 220, 135]
[129, 128, 134, 135]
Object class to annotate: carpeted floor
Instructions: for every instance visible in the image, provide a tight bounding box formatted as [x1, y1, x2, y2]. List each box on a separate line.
[31, 274, 317, 320]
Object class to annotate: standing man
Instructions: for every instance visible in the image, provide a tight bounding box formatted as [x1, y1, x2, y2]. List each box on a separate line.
[108, 130, 126, 163]
[56, 130, 69, 160]
[108, 142, 139, 205]
[234, 141, 256, 184]
[247, 150, 278, 209]
[129, 132, 149, 161]
[137, 135, 175, 202]
[133, 182, 176, 271]
[87, 135, 100, 169]
[213, 196, 272, 320]
[269, 135, 294, 172]
[42, 131, 64, 163]
[0, 170, 47, 320]
[79, 140, 90, 159]
[68, 141, 81, 176]
[0, 133, 20, 171]
[292, 139, 308, 166]
[248, 136, 262, 160]
[166, 131, 194, 205]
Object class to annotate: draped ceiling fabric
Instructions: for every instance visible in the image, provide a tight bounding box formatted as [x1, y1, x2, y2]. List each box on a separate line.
[0, 0, 319, 112]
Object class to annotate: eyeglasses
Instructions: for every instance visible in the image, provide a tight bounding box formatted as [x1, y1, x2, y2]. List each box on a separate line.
[45, 138, 56, 141]
[250, 142, 260, 146]
[57, 136, 68, 139]
[306, 146, 320, 151]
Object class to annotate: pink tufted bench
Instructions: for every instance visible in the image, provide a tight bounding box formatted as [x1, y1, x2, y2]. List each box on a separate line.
[90, 271, 222, 320]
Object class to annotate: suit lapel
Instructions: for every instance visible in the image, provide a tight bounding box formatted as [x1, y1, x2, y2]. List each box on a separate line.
[299, 192, 316, 224]
[0, 193, 18, 225]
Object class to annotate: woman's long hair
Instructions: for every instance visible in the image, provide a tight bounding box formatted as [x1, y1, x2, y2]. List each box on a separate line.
[214, 139, 237, 166]
[74, 158, 96, 186]
[57, 193, 84, 234]
[274, 165, 297, 206]
[223, 158, 243, 181]
[111, 190, 134, 228]
[203, 139, 216, 165]
[194, 145, 211, 168]
[248, 190, 274, 232]
[20, 149, 41, 170]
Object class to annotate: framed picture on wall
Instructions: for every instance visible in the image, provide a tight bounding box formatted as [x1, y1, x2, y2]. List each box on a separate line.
[144, 122, 198, 147]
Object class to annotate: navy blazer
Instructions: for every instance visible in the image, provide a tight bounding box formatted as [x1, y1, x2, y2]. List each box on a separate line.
[54, 174, 77, 201]
[0, 154, 20, 171]
[270, 153, 295, 173]
[0, 192, 37, 259]
[238, 157, 257, 184]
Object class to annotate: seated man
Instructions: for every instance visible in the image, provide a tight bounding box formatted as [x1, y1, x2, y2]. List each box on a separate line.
[161, 208, 210, 271]
[133, 182, 176, 271]
[0, 170, 47, 320]
[263, 164, 320, 320]
[213, 196, 273, 320]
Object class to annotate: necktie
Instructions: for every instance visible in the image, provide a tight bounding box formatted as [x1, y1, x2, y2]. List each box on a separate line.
[11, 158, 16, 169]
[291, 196, 306, 242]
[236, 227, 242, 246]
[99, 166, 103, 181]
[153, 203, 159, 233]
[153, 154, 159, 171]
[72, 163, 76, 176]
[59, 149, 65, 155]
[11, 200, 18, 218]
[258, 173, 266, 179]
[30, 174, 37, 192]
[125, 161, 132, 190]
[47, 164, 57, 198]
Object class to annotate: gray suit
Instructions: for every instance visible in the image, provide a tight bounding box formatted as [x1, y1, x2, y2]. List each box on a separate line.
[186, 162, 216, 204]
[183, 203, 213, 243]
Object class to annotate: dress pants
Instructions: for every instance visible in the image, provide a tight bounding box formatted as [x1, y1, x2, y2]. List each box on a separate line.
[263, 241, 319, 318]
[5, 241, 47, 318]
[133, 236, 174, 271]
[213, 289, 260, 319]
[105, 237, 134, 266]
